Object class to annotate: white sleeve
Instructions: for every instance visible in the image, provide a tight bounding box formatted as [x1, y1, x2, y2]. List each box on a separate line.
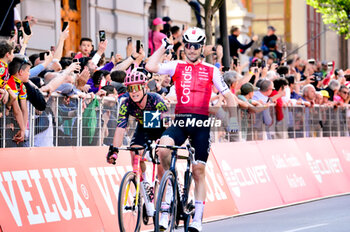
[91, 53, 101, 66]
[157, 61, 178, 76]
[213, 67, 230, 95]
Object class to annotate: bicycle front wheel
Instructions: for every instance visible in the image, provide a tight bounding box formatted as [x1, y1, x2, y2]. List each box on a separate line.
[118, 171, 142, 232]
[154, 170, 177, 232]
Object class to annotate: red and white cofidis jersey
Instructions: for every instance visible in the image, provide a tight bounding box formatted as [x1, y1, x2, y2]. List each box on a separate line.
[158, 60, 229, 115]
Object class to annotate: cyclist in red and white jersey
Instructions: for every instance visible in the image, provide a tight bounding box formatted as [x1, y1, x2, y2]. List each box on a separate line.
[146, 27, 238, 232]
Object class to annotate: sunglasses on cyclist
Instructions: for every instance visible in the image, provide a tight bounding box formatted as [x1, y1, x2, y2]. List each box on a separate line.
[127, 84, 144, 93]
[184, 43, 202, 50]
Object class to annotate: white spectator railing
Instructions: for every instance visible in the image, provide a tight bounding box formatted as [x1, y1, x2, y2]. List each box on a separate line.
[1, 95, 349, 147]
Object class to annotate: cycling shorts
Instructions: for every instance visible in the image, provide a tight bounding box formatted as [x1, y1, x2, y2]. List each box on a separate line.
[161, 114, 211, 165]
[130, 123, 165, 146]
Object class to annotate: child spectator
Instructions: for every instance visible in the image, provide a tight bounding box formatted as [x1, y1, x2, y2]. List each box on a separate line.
[74, 38, 94, 59]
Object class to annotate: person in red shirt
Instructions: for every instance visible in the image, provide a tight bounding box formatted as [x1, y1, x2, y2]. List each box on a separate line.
[74, 38, 93, 59]
[269, 78, 288, 139]
[0, 40, 14, 103]
[7, 56, 31, 144]
[146, 27, 238, 232]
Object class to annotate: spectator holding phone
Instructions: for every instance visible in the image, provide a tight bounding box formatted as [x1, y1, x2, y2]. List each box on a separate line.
[148, 17, 167, 56]
[228, 26, 258, 59]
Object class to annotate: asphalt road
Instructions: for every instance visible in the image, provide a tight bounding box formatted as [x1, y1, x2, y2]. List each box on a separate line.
[176, 194, 350, 232]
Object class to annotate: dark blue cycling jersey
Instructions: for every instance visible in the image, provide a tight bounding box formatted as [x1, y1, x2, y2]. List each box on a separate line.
[117, 92, 168, 128]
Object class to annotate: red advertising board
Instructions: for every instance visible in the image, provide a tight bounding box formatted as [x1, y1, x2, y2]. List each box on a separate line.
[211, 142, 284, 213]
[295, 138, 350, 196]
[256, 139, 321, 204]
[0, 146, 238, 232]
[0, 147, 104, 232]
[330, 137, 350, 180]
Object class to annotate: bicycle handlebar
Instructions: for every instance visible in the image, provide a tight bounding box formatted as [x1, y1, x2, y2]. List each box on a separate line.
[152, 143, 197, 165]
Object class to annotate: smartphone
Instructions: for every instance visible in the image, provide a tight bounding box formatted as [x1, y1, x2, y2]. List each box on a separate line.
[222, 66, 230, 72]
[147, 79, 157, 92]
[15, 22, 22, 30]
[110, 51, 114, 58]
[50, 46, 56, 52]
[136, 40, 141, 53]
[99, 30, 106, 42]
[182, 24, 185, 31]
[212, 47, 216, 52]
[10, 30, 15, 38]
[17, 29, 23, 41]
[62, 21, 68, 32]
[127, 37, 132, 44]
[39, 51, 50, 60]
[166, 32, 171, 39]
[72, 58, 79, 73]
[22, 21, 31, 35]
[233, 58, 238, 66]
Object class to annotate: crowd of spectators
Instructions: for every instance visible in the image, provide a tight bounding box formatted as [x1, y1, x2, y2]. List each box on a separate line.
[1, 10, 350, 147]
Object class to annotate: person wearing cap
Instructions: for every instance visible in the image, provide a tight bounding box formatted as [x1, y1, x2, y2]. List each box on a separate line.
[262, 26, 278, 55]
[237, 82, 266, 140]
[148, 17, 167, 56]
[319, 89, 330, 104]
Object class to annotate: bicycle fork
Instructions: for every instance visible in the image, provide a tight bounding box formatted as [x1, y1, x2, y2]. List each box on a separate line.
[124, 154, 142, 209]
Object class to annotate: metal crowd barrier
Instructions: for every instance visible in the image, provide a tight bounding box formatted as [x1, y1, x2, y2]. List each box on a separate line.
[1, 95, 349, 147]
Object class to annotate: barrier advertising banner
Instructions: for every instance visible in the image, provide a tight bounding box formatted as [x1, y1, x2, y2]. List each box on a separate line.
[330, 137, 350, 180]
[0, 147, 104, 232]
[211, 142, 284, 213]
[0, 146, 238, 232]
[256, 140, 321, 204]
[295, 138, 350, 196]
[1, 138, 350, 231]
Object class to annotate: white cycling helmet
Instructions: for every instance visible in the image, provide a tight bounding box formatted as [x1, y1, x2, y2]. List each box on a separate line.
[183, 27, 206, 44]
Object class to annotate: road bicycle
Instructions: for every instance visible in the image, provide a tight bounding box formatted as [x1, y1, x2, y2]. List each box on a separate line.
[154, 143, 196, 232]
[108, 140, 159, 232]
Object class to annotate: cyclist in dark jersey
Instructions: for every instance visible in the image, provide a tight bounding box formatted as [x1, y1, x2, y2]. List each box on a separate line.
[146, 27, 239, 232]
[106, 70, 168, 177]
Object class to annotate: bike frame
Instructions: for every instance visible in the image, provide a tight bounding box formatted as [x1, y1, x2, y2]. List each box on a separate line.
[117, 143, 158, 213]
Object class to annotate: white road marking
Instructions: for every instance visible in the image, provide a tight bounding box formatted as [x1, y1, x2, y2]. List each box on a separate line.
[283, 223, 328, 232]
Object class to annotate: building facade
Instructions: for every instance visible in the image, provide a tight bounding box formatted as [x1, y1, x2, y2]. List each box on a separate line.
[227, 0, 350, 69]
[16, 0, 191, 57]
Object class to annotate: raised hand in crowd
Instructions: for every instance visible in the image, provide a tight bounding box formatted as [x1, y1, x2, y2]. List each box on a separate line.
[0, 89, 9, 105]
[53, 25, 70, 61]
[19, 31, 32, 55]
[97, 40, 108, 56]
[203, 45, 215, 57]
[75, 66, 90, 91]
[252, 35, 258, 42]
[111, 53, 123, 65]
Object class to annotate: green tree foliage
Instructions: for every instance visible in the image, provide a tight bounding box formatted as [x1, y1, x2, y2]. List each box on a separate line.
[307, 0, 350, 39]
